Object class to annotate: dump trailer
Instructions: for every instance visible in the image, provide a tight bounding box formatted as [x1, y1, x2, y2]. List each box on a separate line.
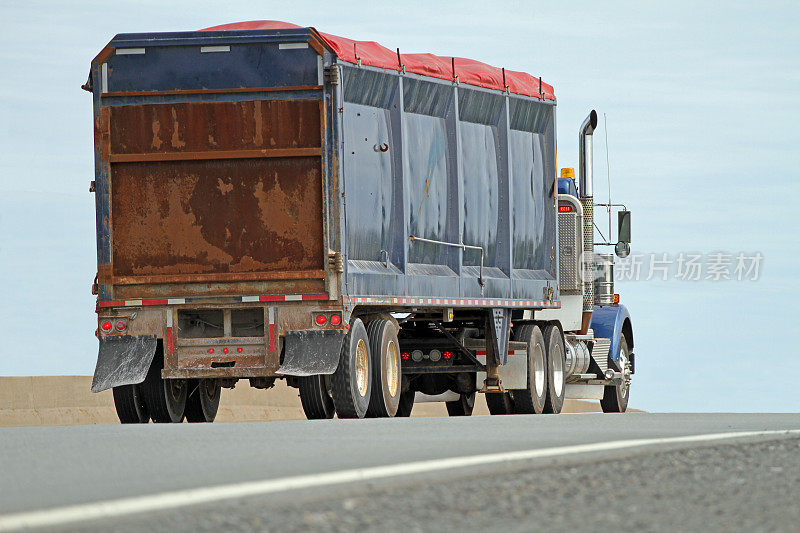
[86, 21, 635, 423]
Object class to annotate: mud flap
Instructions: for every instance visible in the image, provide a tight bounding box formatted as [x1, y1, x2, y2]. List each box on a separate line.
[277, 330, 345, 376]
[91, 335, 158, 393]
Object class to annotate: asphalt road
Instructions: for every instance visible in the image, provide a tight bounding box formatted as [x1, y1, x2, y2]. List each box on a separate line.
[1, 413, 799, 531]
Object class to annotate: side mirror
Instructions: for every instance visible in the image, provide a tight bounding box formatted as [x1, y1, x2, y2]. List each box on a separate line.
[616, 210, 631, 258]
[617, 210, 631, 243]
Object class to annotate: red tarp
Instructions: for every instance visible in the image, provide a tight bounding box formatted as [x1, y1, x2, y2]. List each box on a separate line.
[201, 21, 555, 101]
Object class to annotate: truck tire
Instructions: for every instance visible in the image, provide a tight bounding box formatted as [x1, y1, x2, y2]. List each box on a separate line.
[486, 392, 514, 414]
[395, 389, 415, 417]
[141, 352, 187, 423]
[446, 392, 475, 416]
[543, 325, 566, 414]
[112, 384, 149, 424]
[331, 318, 372, 419]
[510, 324, 547, 414]
[185, 379, 221, 423]
[365, 319, 401, 417]
[299, 375, 335, 420]
[601, 335, 631, 413]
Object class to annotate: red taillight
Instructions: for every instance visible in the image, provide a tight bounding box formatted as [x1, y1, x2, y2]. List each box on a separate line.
[558, 205, 573, 212]
[115, 321, 126, 332]
[401, 352, 410, 360]
[443, 351, 452, 360]
[237, 347, 243, 353]
[329, 314, 342, 326]
[315, 314, 327, 326]
[100, 321, 112, 332]
[222, 347, 229, 354]
[208, 348, 215, 354]
[94, 329, 98, 338]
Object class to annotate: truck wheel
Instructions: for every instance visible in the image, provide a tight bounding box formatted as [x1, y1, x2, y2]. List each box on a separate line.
[299, 375, 335, 419]
[446, 392, 475, 416]
[366, 319, 401, 417]
[543, 325, 566, 414]
[141, 353, 187, 423]
[510, 324, 548, 414]
[112, 384, 149, 423]
[395, 389, 415, 417]
[331, 318, 372, 419]
[185, 379, 221, 423]
[486, 392, 514, 414]
[601, 335, 631, 413]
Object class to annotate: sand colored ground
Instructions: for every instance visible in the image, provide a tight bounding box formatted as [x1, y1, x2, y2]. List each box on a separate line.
[0, 376, 612, 427]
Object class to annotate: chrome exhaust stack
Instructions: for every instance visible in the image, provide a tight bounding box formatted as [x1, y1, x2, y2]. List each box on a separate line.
[578, 110, 598, 333]
[578, 110, 598, 198]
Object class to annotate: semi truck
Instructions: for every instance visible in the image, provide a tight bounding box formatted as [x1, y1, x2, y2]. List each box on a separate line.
[85, 21, 635, 423]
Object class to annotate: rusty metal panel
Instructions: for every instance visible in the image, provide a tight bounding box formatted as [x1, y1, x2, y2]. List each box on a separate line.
[108, 100, 321, 155]
[111, 157, 324, 278]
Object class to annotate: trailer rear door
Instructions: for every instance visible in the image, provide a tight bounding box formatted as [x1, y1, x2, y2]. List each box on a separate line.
[101, 97, 325, 293]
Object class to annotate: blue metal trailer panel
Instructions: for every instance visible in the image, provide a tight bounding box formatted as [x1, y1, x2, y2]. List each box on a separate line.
[339, 64, 558, 306]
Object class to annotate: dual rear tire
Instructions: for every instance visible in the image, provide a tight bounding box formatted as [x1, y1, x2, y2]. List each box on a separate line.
[112, 384, 149, 424]
[113, 349, 221, 424]
[327, 317, 402, 419]
[299, 374, 335, 419]
[488, 323, 566, 415]
[185, 379, 221, 423]
[446, 392, 476, 416]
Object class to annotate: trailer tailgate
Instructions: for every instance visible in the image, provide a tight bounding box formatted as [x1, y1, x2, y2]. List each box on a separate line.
[100, 98, 326, 296]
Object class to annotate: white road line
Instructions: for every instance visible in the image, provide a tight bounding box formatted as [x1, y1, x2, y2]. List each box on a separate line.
[1, 429, 797, 531]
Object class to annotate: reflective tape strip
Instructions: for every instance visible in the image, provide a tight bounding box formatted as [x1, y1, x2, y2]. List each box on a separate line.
[342, 296, 561, 309]
[142, 299, 168, 306]
[279, 42, 309, 49]
[200, 45, 230, 53]
[165, 310, 174, 354]
[115, 48, 145, 55]
[268, 307, 276, 351]
[98, 294, 329, 308]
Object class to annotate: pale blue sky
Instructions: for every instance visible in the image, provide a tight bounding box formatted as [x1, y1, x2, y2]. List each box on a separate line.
[1, 1, 798, 411]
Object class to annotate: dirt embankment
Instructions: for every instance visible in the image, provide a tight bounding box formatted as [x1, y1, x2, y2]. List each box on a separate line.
[0, 376, 610, 427]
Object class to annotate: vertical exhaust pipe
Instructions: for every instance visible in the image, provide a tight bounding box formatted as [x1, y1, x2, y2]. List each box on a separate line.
[579, 110, 598, 334]
[579, 110, 598, 198]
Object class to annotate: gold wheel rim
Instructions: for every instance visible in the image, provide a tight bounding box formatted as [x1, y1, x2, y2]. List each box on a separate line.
[356, 339, 369, 397]
[386, 339, 400, 397]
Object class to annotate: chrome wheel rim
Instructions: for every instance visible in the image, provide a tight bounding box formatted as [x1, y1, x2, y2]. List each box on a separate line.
[355, 339, 369, 397]
[533, 343, 546, 397]
[619, 347, 629, 398]
[386, 339, 400, 397]
[552, 343, 564, 393]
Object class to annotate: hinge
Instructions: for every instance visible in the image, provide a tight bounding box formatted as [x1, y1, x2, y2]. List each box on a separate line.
[544, 285, 554, 301]
[328, 250, 344, 272]
[89, 180, 96, 193]
[324, 66, 339, 85]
